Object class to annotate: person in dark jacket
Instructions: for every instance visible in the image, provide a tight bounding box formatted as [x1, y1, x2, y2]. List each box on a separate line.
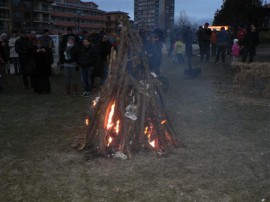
[37, 29, 54, 65]
[99, 35, 112, 84]
[32, 40, 51, 94]
[198, 23, 212, 62]
[63, 36, 79, 95]
[59, 27, 80, 65]
[15, 31, 34, 89]
[77, 38, 96, 97]
[241, 25, 259, 63]
[183, 26, 193, 69]
[215, 27, 228, 64]
[145, 34, 163, 76]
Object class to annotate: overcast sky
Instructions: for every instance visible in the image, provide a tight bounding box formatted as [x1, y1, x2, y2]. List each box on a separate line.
[86, 0, 223, 24]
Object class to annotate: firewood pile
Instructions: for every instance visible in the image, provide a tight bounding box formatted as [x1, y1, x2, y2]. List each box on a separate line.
[232, 62, 270, 97]
[73, 30, 181, 159]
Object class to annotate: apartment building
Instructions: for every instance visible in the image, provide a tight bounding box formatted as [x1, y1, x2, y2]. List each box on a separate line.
[51, 0, 105, 33]
[134, 0, 175, 31]
[0, 0, 106, 34]
[0, 0, 11, 33]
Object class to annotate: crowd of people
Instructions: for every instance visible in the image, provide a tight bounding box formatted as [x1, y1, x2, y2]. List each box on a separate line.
[0, 27, 113, 96]
[0, 24, 261, 94]
[167, 23, 260, 67]
[196, 23, 259, 64]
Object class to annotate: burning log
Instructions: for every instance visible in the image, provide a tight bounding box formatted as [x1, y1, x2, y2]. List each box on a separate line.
[73, 30, 181, 159]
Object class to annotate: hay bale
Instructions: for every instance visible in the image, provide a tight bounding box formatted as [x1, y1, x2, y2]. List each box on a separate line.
[233, 62, 270, 96]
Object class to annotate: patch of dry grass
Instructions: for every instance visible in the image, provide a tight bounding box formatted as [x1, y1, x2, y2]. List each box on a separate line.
[1, 56, 270, 201]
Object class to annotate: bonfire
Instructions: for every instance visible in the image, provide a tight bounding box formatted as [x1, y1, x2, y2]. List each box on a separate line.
[73, 29, 181, 159]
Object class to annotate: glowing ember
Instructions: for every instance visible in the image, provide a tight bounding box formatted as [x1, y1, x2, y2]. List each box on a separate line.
[161, 120, 167, 125]
[85, 118, 89, 126]
[106, 102, 116, 130]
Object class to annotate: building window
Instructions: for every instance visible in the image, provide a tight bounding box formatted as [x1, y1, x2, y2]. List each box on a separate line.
[13, 11, 21, 19]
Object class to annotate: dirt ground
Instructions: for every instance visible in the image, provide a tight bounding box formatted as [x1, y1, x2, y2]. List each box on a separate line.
[0, 45, 270, 202]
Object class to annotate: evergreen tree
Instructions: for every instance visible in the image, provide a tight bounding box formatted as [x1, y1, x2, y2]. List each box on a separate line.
[213, 0, 263, 29]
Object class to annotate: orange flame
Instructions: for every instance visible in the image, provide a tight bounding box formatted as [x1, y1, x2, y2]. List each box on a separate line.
[161, 120, 167, 125]
[144, 126, 156, 148]
[85, 118, 89, 126]
[106, 102, 115, 130]
[149, 140, 156, 147]
[104, 102, 121, 147]
[107, 136, 113, 146]
[115, 120, 120, 134]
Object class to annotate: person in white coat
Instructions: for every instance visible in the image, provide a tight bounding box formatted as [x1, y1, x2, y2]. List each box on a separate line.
[9, 30, 20, 75]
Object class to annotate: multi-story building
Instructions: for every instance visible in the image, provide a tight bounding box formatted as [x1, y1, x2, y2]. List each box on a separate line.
[0, 0, 54, 33]
[105, 11, 130, 34]
[0, 0, 132, 34]
[0, 0, 107, 34]
[51, 0, 106, 33]
[0, 0, 11, 33]
[134, 0, 175, 31]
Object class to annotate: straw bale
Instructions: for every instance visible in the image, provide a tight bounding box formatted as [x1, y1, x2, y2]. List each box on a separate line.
[233, 62, 270, 96]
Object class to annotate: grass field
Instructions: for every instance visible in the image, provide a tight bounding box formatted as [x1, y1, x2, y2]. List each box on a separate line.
[1, 45, 270, 201]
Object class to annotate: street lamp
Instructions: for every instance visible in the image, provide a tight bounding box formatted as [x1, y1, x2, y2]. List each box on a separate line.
[74, 10, 83, 32]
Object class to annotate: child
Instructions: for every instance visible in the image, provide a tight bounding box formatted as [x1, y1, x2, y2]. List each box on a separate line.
[231, 39, 241, 64]
[174, 37, 185, 64]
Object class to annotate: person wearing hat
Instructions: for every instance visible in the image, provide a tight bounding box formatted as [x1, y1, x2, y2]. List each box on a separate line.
[231, 38, 241, 64]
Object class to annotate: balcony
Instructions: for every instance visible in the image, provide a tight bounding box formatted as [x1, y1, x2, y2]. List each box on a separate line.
[0, 2, 9, 8]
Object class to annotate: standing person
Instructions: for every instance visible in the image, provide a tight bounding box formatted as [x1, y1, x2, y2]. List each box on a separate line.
[196, 26, 203, 57]
[237, 26, 247, 46]
[174, 37, 185, 64]
[15, 31, 34, 89]
[241, 25, 259, 63]
[200, 23, 212, 62]
[0, 33, 10, 76]
[29, 31, 38, 46]
[77, 38, 96, 97]
[145, 34, 163, 76]
[99, 35, 112, 84]
[183, 26, 193, 70]
[215, 27, 228, 64]
[59, 27, 80, 66]
[38, 29, 54, 66]
[9, 30, 20, 75]
[210, 29, 217, 56]
[32, 40, 51, 94]
[226, 26, 234, 56]
[0, 38, 7, 92]
[62, 36, 78, 95]
[231, 39, 241, 65]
